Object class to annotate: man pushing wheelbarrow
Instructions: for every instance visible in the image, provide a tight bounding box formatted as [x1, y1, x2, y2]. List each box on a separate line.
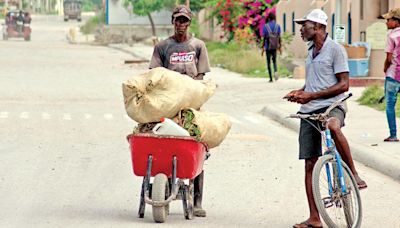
[122, 5, 232, 223]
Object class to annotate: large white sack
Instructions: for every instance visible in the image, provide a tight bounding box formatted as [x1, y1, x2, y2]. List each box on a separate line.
[123, 67, 216, 123]
[177, 108, 232, 149]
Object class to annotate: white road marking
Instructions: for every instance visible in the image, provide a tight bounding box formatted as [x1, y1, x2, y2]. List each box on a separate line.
[84, 114, 92, 119]
[42, 112, 51, 120]
[20, 112, 29, 119]
[0, 112, 8, 119]
[104, 113, 113, 120]
[229, 116, 242, 124]
[244, 115, 261, 124]
[63, 113, 71, 120]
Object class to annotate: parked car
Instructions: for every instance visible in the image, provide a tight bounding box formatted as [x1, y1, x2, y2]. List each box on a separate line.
[2, 10, 31, 41]
[63, 0, 82, 22]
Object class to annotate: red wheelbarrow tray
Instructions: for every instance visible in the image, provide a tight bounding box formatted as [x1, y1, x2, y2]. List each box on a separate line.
[128, 133, 208, 179]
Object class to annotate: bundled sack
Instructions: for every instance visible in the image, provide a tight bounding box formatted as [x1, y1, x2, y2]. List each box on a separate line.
[123, 67, 217, 123]
[176, 108, 232, 148]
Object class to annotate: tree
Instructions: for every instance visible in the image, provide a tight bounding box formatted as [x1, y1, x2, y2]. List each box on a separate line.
[164, 0, 207, 12]
[123, 0, 164, 36]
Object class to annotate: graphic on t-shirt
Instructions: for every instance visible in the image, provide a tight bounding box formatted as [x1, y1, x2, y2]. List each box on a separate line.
[170, 51, 195, 64]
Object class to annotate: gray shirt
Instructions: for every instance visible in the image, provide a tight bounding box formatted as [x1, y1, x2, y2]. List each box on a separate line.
[300, 36, 349, 113]
[149, 36, 211, 79]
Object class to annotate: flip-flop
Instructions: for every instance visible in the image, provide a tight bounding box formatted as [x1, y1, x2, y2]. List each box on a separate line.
[293, 221, 323, 228]
[384, 137, 399, 142]
[354, 175, 368, 190]
[357, 180, 368, 190]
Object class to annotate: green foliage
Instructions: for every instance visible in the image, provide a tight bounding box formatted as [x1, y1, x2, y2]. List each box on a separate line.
[80, 12, 105, 35]
[82, 0, 95, 12]
[123, 0, 164, 16]
[163, 0, 207, 12]
[357, 85, 400, 117]
[182, 109, 202, 141]
[207, 37, 294, 78]
[189, 17, 200, 37]
[358, 85, 384, 105]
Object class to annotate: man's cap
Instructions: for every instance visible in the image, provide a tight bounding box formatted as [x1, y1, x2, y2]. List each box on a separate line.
[172, 5, 192, 20]
[380, 8, 400, 20]
[294, 9, 328, 26]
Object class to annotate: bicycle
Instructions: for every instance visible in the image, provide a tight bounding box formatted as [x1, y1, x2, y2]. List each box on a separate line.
[289, 93, 362, 228]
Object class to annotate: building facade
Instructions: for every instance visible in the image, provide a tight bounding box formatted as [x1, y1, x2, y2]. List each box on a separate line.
[276, 0, 400, 78]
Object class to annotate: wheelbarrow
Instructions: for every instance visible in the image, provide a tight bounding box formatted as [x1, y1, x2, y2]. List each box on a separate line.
[127, 133, 208, 223]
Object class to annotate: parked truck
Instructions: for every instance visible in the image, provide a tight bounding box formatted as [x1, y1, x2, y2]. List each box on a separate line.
[63, 0, 82, 22]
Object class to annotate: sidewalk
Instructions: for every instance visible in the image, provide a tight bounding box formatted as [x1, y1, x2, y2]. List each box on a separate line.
[107, 43, 400, 182]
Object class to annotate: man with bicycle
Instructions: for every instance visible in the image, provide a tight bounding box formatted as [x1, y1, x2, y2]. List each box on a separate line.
[284, 9, 367, 228]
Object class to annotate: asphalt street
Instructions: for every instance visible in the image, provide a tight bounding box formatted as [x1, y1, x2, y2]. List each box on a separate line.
[0, 15, 399, 228]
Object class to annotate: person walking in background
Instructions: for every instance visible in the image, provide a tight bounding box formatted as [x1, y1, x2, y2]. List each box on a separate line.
[381, 8, 400, 142]
[284, 9, 367, 228]
[149, 5, 211, 217]
[261, 12, 281, 82]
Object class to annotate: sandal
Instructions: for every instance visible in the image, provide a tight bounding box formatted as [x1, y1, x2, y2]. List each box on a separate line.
[384, 136, 399, 142]
[293, 220, 322, 228]
[354, 175, 368, 190]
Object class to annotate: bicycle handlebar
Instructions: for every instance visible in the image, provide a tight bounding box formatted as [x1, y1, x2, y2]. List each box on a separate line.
[288, 93, 352, 121]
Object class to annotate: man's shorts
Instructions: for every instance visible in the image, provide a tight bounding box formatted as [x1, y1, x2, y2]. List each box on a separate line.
[299, 106, 346, 160]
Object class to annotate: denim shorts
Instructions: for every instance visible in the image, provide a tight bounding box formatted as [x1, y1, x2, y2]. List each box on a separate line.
[298, 106, 345, 159]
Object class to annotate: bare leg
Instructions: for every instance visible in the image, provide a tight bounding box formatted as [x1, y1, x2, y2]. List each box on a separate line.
[294, 157, 322, 228]
[327, 118, 367, 189]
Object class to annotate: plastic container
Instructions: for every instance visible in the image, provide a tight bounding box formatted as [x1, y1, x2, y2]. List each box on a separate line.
[348, 58, 369, 77]
[152, 118, 190, 137]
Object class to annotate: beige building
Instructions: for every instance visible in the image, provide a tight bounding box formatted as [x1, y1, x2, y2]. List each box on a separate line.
[276, 0, 400, 78]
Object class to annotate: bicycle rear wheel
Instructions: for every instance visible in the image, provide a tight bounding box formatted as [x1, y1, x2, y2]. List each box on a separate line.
[312, 155, 362, 228]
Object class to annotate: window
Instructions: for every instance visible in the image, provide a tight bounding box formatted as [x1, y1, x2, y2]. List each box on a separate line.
[283, 13, 286, 32]
[348, 12, 352, 44]
[292, 12, 295, 35]
[331, 13, 335, 38]
[360, 0, 364, 20]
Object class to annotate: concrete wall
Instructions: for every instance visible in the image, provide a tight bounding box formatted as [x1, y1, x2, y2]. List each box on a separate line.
[95, 25, 173, 44]
[198, 8, 224, 41]
[107, 0, 171, 26]
[276, 0, 398, 78]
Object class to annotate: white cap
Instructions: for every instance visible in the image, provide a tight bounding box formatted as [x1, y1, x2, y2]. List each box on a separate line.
[294, 9, 328, 26]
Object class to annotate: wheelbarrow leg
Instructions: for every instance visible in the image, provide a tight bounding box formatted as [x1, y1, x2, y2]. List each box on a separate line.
[138, 155, 153, 218]
[138, 177, 146, 218]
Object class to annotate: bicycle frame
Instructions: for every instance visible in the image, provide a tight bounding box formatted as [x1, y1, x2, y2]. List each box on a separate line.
[323, 129, 348, 195]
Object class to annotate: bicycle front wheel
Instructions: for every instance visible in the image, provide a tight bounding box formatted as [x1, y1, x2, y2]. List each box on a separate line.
[312, 155, 362, 228]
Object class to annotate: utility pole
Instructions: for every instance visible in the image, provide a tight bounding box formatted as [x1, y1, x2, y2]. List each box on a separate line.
[335, 0, 342, 25]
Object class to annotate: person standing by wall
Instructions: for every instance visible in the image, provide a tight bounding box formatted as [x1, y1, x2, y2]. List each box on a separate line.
[149, 5, 211, 217]
[284, 9, 367, 228]
[261, 12, 281, 83]
[382, 9, 400, 142]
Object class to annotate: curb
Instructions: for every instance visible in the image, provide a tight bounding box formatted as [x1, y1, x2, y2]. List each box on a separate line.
[261, 105, 400, 182]
[107, 44, 150, 62]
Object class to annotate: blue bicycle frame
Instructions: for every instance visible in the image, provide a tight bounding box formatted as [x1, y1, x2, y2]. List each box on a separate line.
[324, 129, 348, 195]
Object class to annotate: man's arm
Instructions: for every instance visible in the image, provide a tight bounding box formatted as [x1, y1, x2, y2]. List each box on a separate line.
[194, 73, 205, 80]
[149, 45, 163, 69]
[196, 42, 211, 78]
[261, 37, 266, 56]
[384, 52, 393, 73]
[287, 72, 349, 104]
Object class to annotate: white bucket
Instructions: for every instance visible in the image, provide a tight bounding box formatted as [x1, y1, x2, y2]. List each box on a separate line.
[152, 118, 190, 136]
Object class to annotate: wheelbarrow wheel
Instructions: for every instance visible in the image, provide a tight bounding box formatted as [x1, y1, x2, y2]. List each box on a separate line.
[152, 173, 169, 223]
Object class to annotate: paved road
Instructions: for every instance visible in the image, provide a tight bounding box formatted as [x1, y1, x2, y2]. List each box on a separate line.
[0, 15, 399, 228]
